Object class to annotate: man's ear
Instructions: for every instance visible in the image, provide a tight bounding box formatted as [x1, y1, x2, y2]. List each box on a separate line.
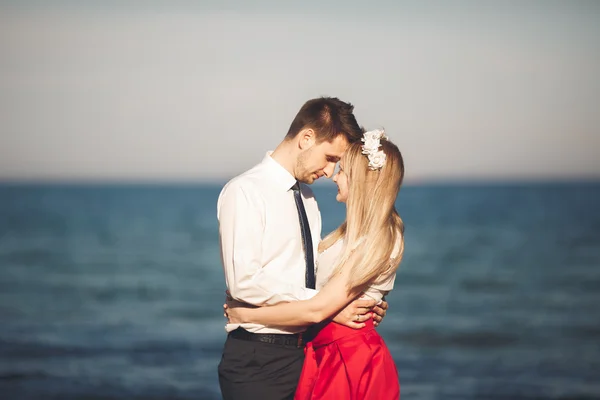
[298, 128, 316, 150]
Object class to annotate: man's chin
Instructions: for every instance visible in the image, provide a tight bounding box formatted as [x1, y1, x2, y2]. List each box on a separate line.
[300, 175, 319, 185]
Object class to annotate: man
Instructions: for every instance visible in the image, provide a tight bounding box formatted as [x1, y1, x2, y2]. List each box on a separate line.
[217, 97, 388, 400]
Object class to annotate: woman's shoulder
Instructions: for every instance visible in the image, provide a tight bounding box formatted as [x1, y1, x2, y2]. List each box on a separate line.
[319, 237, 344, 254]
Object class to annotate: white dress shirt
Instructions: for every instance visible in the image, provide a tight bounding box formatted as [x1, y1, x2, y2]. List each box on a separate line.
[317, 239, 397, 303]
[218, 152, 321, 334]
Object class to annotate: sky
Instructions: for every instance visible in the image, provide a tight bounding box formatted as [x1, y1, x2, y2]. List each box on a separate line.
[0, 1, 599, 183]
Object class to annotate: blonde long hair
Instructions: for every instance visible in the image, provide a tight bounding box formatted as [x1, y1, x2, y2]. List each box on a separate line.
[319, 138, 405, 291]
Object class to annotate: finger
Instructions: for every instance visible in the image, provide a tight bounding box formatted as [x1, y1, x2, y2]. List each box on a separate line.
[355, 306, 373, 315]
[347, 322, 366, 329]
[373, 314, 383, 323]
[380, 300, 389, 310]
[223, 304, 228, 309]
[372, 305, 387, 317]
[354, 313, 371, 323]
[373, 320, 379, 327]
[353, 299, 377, 308]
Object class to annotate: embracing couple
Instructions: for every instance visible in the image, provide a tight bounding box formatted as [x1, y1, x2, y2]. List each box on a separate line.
[217, 97, 405, 400]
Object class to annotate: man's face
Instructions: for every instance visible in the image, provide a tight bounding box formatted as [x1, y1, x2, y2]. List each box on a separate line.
[296, 134, 349, 184]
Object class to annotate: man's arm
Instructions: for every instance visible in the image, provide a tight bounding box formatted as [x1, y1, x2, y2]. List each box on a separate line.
[225, 262, 372, 327]
[218, 182, 318, 306]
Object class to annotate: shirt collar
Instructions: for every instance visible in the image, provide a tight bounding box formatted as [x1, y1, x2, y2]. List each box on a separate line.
[262, 151, 297, 191]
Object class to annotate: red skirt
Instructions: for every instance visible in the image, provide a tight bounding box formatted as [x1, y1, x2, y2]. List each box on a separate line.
[294, 319, 400, 400]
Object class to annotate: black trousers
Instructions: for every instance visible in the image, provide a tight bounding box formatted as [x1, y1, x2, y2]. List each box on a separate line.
[218, 333, 305, 400]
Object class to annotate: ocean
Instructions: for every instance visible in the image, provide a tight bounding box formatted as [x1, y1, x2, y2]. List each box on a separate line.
[0, 182, 599, 400]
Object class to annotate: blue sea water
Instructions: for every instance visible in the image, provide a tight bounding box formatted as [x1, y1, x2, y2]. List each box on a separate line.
[0, 182, 599, 400]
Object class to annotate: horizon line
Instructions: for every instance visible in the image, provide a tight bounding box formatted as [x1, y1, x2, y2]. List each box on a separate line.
[1, 176, 599, 188]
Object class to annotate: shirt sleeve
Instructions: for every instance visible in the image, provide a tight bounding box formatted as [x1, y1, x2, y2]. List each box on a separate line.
[218, 181, 318, 306]
[362, 272, 396, 304]
[362, 236, 402, 303]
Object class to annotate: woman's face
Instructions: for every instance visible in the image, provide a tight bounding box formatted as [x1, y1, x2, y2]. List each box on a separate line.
[332, 161, 349, 203]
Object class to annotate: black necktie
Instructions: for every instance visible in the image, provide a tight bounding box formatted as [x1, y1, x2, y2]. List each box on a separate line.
[292, 182, 316, 289]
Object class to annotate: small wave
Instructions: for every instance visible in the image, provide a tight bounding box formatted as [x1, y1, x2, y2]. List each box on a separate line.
[567, 325, 600, 341]
[460, 278, 515, 294]
[0, 371, 50, 381]
[0, 339, 94, 359]
[392, 330, 520, 349]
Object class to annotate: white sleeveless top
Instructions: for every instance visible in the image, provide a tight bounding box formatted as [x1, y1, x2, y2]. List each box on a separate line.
[316, 238, 397, 303]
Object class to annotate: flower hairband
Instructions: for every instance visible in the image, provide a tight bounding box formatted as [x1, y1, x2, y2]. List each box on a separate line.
[361, 128, 388, 170]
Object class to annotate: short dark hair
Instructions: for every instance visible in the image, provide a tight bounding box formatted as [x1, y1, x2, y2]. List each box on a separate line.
[285, 97, 363, 144]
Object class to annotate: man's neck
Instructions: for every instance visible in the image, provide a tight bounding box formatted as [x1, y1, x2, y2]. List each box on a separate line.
[271, 141, 297, 178]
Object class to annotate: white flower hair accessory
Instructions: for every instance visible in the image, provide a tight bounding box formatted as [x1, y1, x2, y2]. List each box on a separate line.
[361, 128, 388, 170]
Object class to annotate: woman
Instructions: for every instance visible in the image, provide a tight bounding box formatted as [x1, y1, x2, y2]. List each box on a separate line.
[226, 129, 405, 400]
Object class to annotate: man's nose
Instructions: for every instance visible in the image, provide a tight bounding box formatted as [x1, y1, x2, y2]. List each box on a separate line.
[323, 163, 336, 178]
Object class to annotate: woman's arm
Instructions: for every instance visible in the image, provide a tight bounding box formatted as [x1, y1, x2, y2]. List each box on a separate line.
[226, 265, 367, 327]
